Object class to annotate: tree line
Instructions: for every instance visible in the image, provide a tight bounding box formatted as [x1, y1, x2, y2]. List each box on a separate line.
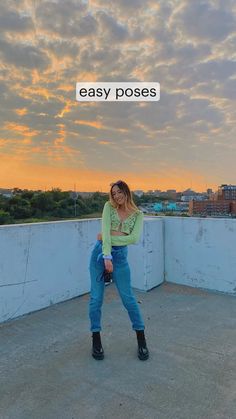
[0, 188, 149, 225]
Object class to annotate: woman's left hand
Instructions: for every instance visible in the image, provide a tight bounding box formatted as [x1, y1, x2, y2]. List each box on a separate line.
[97, 232, 102, 241]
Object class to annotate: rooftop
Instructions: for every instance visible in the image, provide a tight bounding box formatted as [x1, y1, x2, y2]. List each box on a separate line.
[1, 282, 236, 419]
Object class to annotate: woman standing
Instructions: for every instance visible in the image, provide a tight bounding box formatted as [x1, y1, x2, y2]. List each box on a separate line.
[89, 180, 149, 361]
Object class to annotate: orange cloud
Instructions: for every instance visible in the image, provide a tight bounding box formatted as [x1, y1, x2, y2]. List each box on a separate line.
[54, 123, 66, 145]
[77, 72, 98, 82]
[75, 120, 105, 129]
[57, 84, 74, 92]
[17, 85, 54, 101]
[31, 69, 40, 85]
[15, 108, 28, 116]
[4, 122, 39, 138]
[56, 99, 78, 118]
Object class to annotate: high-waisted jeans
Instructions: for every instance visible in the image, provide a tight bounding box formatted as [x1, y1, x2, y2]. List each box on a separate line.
[89, 240, 145, 332]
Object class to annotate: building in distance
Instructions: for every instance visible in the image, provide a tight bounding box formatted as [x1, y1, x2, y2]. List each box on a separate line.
[133, 190, 144, 197]
[189, 184, 236, 217]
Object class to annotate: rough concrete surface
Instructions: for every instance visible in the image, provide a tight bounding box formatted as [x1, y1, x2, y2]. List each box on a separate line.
[0, 283, 236, 419]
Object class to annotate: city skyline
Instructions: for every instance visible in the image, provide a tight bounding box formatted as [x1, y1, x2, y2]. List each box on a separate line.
[0, 1, 236, 193]
[0, 183, 219, 194]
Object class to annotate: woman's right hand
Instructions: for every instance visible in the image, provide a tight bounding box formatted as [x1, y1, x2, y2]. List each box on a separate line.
[104, 259, 113, 273]
[97, 232, 102, 241]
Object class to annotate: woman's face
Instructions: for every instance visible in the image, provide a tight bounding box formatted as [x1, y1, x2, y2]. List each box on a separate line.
[111, 185, 126, 206]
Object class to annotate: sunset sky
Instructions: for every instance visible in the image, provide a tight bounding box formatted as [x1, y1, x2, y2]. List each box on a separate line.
[0, 0, 236, 192]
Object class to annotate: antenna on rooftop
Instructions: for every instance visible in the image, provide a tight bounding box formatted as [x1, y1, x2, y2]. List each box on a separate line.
[72, 183, 79, 217]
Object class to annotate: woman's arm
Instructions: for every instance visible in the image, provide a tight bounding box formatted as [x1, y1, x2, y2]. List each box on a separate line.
[101, 201, 112, 257]
[111, 212, 144, 246]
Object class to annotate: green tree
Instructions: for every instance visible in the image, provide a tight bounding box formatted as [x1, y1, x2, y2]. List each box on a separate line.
[31, 192, 56, 214]
[7, 196, 32, 219]
[0, 210, 12, 224]
[0, 194, 8, 211]
[21, 190, 34, 200]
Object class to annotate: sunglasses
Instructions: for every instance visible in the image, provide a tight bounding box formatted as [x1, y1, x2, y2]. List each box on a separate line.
[110, 180, 123, 187]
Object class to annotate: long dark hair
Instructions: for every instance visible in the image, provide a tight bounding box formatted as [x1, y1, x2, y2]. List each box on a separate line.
[109, 180, 139, 212]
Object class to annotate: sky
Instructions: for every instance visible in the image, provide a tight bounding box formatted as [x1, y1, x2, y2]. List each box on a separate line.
[0, 0, 236, 192]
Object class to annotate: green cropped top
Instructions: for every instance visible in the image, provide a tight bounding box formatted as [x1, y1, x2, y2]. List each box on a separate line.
[101, 201, 144, 257]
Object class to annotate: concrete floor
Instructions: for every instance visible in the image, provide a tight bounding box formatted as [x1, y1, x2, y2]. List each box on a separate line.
[0, 282, 236, 419]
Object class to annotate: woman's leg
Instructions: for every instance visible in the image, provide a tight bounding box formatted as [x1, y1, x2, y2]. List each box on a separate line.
[112, 247, 149, 359]
[112, 249, 145, 331]
[89, 242, 105, 332]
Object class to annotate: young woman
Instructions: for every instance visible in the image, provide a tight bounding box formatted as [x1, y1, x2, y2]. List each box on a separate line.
[89, 180, 149, 361]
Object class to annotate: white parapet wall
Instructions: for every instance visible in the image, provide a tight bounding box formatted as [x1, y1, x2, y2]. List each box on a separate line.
[1, 216, 236, 324]
[130, 217, 164, 291]
[164, 217, 236, 295]
[0, 217, 164, 323]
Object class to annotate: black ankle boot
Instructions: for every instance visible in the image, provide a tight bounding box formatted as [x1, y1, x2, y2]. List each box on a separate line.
[92, 332, 104, 360]
[136, 330, 149, 361]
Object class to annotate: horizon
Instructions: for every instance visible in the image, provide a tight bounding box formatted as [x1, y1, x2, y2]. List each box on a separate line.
[0, 184, 216, 194]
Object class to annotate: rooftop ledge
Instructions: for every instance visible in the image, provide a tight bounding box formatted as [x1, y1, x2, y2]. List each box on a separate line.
[0, 216, 236, 324]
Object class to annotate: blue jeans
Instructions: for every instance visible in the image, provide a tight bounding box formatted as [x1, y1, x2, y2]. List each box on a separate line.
[89, 240, 145, 332]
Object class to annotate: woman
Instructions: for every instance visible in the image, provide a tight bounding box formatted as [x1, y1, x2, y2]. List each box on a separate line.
[89, 180, 149, 361]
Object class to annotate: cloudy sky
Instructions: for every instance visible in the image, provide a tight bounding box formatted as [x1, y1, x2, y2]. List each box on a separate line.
[0, 0, 236, 192]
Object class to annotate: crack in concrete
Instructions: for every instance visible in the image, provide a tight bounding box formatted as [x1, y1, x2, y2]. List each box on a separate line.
[0, 280, 37, 288]
[174, 342, 226, 356]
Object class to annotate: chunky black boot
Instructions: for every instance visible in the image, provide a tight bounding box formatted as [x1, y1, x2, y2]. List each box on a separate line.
[136, 330, 149, 361]
[92, 332, 104, 360]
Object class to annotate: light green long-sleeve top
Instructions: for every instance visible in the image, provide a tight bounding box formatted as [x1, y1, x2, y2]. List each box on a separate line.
[101, 201, 144, 256]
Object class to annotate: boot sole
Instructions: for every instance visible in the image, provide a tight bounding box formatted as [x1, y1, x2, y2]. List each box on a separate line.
[138, 351, 149, 361]
[138, 354, 149, 360]
[92, 353, 104, 360]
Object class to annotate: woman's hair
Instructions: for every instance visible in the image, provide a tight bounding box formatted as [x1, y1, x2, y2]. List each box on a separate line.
[109, 180, 139, 212]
